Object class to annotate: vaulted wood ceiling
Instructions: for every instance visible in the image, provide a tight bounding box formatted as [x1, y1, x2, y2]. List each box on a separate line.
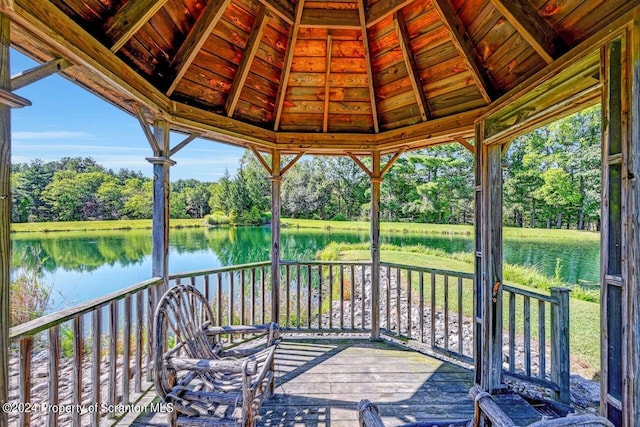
[5, 0, 636, 153]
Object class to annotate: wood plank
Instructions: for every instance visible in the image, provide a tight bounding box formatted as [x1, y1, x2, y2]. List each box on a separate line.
[488, 0, 560, 63]
[366, 0, 415, 28]
[226, 5, 269, 116]
[300, 9, 361, 29]
[104, 0, 169, 52]
[166, 0, 233, 95]
[358, 0, 380, 132]
[273, 0, 305, 130]
[394, 10, 429, 121]
[11, 58, 70, 90]
[329, 72, 369, 87]
[431, 0, 493, 102]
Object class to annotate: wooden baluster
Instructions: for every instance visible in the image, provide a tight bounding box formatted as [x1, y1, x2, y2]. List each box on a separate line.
[91, 310, 101, 427]
[328, 265, 333, 329]
[509, 292, 516, 373]
[307, 265, 312, 329]
[204, 274, 210, 303]
[538, 300, 546, 379]
[318, 265, 323, 329]
[350, 265, 355, 330]
[135, 292, 143, 393]
[406, 269, 412, 339]
[251, 268, 256, 325]
[396, 268, 401, 335]
[285, 265, 290, 329]
[340, 265, 345, 330]
[217, 272, 223, 326]
[524, 295, 531, 377]
[361, 265, 366, 329]
[386, 265, 391, 331]
[296, 264, 301, 330]
[419, 272, 425, 343]
[444, 274, 449, 350]
[48, 326, 60, 427]
[458, 276, 463, 355]
[19, 336, 32, 427]
[261, 267, 266, 325]
[109, 301, 118, 418]
[72, 316, 83, 426]
[122, 295, 131, 405]
[430, 272, 436, 348]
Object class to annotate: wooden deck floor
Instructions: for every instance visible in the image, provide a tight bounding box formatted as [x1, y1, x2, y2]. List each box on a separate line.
[129, 337, 543, 426]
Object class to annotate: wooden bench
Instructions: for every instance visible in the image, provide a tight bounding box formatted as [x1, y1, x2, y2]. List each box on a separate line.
[358, 387, 614, 427]
[154, 284, 279, 426]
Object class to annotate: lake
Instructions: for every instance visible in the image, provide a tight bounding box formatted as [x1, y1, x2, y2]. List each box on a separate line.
[11, 226, 600, 310]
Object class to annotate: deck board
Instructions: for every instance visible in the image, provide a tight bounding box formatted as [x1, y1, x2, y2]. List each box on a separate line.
[126, 337, 543, 426]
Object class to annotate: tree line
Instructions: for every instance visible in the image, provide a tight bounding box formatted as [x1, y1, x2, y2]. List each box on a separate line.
[11, 105, 601, 229]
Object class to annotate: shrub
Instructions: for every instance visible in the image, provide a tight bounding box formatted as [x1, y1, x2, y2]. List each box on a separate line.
[331, 213, 348, 221]
[205, 211, 230, 226]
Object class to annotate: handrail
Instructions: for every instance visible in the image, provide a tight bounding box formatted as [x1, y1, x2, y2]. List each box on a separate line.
[10, 276, 163, 340]
[503, 284, 557, 304]
[380, 261, 475, 279]
[169, 261, 272, 280]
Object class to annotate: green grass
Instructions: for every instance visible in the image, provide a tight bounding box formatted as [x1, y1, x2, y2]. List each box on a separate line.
[319, 242, 601, 378]
[283, 218, 600, 242]
[11, 218, 205, 233]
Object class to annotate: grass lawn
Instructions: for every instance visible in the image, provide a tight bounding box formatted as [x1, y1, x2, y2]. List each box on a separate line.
[11, 218, 205, 233]
[330, 247, 600, 379]
[282, 218, 600, 242]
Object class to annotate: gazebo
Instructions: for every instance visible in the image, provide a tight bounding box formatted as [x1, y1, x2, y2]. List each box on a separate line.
[0, 0, 638, 425]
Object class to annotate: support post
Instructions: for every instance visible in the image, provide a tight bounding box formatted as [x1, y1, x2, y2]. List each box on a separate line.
[0, 12, 9, 427]
[478, 133, 504, 394]
[270, 150, 281, 324]
[146, 120, 175, 292]
[550, 287, 571, 403]
[370, 152, 381, 340]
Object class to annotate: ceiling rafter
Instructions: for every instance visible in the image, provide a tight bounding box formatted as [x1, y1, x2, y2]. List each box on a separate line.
[273, 0, 305, 131]
[488, 0, 559, 64]
[255, 0, 293, 25]
[393, 11, 429, 122]
[365, 0, 414, 29]
[453, 135, 474, 153]
[357, 0, 380, 133]
[226, 5, 269, 117]
[323, 34, 332, 132]
[105, 0, 169, 53]
[431, 0, 493, 103]
[166, 0, 233, 96]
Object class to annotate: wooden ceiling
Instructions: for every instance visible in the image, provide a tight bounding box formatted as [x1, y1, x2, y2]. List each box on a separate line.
[4, 0, 637, 153]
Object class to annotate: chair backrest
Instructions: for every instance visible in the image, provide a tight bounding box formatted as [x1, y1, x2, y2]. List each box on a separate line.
[154, 284, 217, 398]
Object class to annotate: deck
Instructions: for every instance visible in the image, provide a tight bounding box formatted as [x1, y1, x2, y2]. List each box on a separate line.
[131, 337, 543, 426]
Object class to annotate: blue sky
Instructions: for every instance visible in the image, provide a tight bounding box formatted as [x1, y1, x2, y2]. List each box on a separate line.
[10, 50, 245, 182]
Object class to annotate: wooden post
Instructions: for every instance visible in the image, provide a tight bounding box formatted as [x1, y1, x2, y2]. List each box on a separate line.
[146, 120, 174, 292]
[370, 152, 381, 340]
[0, 13, 10, 427]
[550, 287, 571, 403]
[478, 132, 504, 394]
[270, 150, 281, 324]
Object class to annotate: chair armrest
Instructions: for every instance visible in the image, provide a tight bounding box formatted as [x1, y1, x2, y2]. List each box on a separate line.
[358, 399, 385, 427]
[527, 415, 614, 427]
[167, 357, 258, 376]
[205, 323, 278, 337]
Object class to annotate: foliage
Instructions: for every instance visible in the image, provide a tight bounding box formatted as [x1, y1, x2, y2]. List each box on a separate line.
[10, 246, 54, 326]
[205, 211, 231, 226]
[11, 157, 216, 222]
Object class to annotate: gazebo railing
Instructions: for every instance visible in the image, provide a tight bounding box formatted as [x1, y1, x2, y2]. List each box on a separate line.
[7, 260, 571, 427]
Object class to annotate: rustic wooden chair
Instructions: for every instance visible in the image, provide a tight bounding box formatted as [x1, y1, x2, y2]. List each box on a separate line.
[358, 393, 614, 427]
[154, 284, 279, 426]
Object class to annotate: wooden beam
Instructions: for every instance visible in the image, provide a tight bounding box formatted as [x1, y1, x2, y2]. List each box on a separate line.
[256, 0, 293, 25]
[488, 0, 558, 64]
[300, 9, 360, 30]
[250, 146, 273, 175]
[380, 147, 405, 176]
[393, 11, 429, 121]
[346, 152, 373, 177]
[454, 135, 475, 153]
[323, 34, 332, 132]
[366, 0, 414, 28]
[0, 13, 10, 427]
[166, 0, 233, 96]
[273, 0, 305, 131]
[0, 0, 13, 12]
[431, 0, 493, 103]
[226, 5, 269, 117]
[280, 152, 304, 176]
[11, 58, 70, 90]
[169, 132, 200, 156]
[0, 87, 30, 108]
[105, 0, 169, 53]
[132, 103, 161, 155]
[358, 0, 380, 133]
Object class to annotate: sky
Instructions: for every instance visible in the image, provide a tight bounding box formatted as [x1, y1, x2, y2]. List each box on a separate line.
[10, 49, 245, 182]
